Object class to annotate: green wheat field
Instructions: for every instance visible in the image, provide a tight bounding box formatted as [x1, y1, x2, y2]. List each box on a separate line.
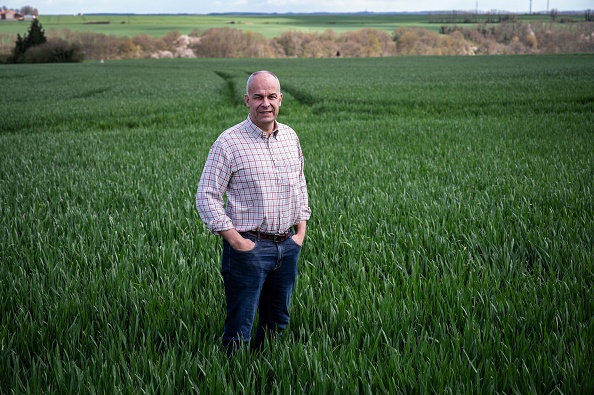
[0, 13, 554, 38]
[1, 54, 593, 393]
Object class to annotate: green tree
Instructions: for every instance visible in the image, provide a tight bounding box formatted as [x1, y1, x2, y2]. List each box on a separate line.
[24, 18, 46, 48]
[10, 18, 46, 62]
[13, 33, 26, 58]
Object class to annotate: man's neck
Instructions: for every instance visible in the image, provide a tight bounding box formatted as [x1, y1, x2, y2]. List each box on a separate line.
[250, 116, 277, 137]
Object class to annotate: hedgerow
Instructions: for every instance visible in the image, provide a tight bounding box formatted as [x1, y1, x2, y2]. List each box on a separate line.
[1, 19, 593, 61]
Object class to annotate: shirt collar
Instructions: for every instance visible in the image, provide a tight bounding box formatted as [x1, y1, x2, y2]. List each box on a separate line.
[245, 116, 279, 140]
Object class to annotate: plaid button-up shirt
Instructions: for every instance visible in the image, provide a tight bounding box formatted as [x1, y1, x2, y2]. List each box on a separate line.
[196, 116, 311, 235]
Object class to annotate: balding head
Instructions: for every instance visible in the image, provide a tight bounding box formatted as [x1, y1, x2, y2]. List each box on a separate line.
[246, 71, 281, 95]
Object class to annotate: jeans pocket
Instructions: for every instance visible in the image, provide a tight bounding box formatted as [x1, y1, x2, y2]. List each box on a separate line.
[287, 236, 302, 249]
[232, 234, 257, 254]
[233, 242, 257, 254]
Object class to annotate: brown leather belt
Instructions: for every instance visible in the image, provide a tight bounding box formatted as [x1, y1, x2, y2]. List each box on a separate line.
[244, 231, 291, 243]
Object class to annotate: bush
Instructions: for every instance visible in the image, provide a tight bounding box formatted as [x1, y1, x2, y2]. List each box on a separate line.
[274, 30, 338, 58]
[192, 28, 275, 58]
[393, 27, 444, 56]
[338, 29, 395, 57]
[22, 39, 84, 63]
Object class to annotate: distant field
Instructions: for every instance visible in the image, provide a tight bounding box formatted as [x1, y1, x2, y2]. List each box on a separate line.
[1, 55, 593, 393]
[0, 13, 552, 38]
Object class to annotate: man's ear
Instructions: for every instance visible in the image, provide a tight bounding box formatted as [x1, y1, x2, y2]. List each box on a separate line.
[244, 94, 250, 107]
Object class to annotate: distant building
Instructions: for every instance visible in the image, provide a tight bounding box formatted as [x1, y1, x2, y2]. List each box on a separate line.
[0, 10, 37, 21]
[0, 10, 16, 20]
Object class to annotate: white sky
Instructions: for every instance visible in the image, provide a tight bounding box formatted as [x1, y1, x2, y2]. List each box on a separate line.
[35, 1, 592, 15]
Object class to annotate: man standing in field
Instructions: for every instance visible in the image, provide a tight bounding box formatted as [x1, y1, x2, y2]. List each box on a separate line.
[196, 71, 311, 356]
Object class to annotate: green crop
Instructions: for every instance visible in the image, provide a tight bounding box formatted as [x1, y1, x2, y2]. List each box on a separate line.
[1, 55, 593, 393]
[0, 14, 450, 38]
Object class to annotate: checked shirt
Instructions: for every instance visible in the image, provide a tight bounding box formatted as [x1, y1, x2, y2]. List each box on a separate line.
[196, 116, 311, 235]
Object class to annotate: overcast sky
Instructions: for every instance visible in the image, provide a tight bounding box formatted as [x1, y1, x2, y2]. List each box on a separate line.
[35, 1, 591, 15]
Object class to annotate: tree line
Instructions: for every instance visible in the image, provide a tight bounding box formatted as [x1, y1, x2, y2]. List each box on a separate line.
[1, 18, 593, 63]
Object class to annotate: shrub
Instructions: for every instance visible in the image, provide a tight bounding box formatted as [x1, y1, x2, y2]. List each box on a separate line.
[338, 29, 395, 57]
[273, 30, 338, 58]
[22, 39, 84, 63]
[393, 27, 444, 56]
[192, 28, 276, 58]
[132, 34, 163, 54]
[117, 38, 141, 59]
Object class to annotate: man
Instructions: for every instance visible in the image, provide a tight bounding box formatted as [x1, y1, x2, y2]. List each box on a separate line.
[196, 71, 311, 356]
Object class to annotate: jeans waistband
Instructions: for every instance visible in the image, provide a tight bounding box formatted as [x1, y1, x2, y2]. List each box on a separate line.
[243, 230, 291, 243]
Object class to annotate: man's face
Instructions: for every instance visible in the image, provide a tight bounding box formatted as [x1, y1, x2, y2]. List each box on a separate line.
[244, 74, 283, 133]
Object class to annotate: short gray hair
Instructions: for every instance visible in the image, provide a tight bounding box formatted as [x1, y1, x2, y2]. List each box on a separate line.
[246, 71, 281, 95]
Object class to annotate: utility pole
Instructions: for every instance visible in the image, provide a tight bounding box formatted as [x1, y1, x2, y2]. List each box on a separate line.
[529, 0, 532, 14]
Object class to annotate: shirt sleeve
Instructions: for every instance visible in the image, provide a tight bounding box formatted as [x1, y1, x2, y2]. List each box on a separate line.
[297, 140, 312, 222]
[196, 140, 234, 234]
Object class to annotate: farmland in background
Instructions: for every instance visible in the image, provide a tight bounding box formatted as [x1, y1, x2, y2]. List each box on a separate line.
[1, 13, 593, 60]
[1, 55, 593, 393]
[0, 13, 552, 38]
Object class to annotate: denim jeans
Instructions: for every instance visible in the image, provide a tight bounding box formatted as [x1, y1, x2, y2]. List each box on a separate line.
[221, 232, 301, 354]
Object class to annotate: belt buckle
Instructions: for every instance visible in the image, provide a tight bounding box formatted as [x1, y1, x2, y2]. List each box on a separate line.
[273, 232, 288, 243]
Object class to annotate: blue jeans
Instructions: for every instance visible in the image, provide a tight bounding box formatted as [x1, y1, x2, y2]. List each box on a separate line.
[221, 232, 301, 354]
